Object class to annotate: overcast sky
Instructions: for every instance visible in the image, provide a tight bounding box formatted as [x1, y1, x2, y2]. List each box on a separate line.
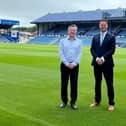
[0, 0, 126, 27]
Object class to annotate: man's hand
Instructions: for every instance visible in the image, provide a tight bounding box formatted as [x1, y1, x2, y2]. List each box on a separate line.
[68, 63, 75, 69]
[96, 57, 105, 65]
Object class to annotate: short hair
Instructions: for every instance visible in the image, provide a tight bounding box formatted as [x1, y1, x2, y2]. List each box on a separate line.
[68, 24, 78, 31]
[99, 19, 108, 24]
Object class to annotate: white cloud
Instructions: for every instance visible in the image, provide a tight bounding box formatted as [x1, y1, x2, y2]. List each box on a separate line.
[0, 0, 126, 26]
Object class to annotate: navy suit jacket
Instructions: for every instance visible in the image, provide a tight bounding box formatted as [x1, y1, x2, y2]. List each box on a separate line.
[90, 32, 116, 67]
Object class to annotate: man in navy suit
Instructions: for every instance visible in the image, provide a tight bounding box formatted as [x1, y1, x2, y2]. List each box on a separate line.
[90, 20, 116, 111]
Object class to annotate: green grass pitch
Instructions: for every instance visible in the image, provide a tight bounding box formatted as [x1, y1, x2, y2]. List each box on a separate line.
[0, 43, 126, 126]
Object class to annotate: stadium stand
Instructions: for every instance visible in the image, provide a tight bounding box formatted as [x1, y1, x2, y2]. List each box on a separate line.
[0, 34, 10, 42]
[121, 44, 126, 48]
[28, 36, 59, 44]
[0, 19, 19, 42]
[29, 8, 126, 47]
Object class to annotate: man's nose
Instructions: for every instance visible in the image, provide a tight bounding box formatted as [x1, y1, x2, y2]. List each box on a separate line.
[71, 31, 75, 33]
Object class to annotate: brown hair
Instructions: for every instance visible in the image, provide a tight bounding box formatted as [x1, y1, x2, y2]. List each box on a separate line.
[68, 24, 78, 31]
[99, 19, 108, 24]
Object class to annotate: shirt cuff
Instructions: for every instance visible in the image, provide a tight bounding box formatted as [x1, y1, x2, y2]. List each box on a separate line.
[101, 56, 105, 62]
[62, 61, 69, 67]
[96, 57, 99, 61]
[71, 62, 77, 66]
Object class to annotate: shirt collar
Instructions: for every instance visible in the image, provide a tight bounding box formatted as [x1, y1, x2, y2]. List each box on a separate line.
[100, 31, 107, 36]
[67, 36, 77, 40]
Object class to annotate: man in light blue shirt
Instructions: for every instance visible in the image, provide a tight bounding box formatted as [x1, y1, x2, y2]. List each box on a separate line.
[59, 24, 82, 110]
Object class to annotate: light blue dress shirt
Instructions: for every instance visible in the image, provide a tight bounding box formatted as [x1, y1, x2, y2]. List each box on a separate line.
[59, 36, 83, 66]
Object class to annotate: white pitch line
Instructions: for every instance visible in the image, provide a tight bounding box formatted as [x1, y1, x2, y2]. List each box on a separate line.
[0, 96, 25, 106]
[0, 105, 56, 126]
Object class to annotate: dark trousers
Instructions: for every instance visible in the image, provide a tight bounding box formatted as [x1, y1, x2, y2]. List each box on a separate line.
[60, 63, 79, 104]
[93, 65, 115, 105]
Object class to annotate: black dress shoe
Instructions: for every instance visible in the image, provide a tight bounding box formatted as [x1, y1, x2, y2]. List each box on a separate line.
[59, 103, 66, 108]
[71, 104, 78, 110]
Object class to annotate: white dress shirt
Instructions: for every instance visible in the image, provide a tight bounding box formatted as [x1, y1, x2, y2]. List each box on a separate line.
[100, 31, 107, 46]
[96, 31, 108, 63]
